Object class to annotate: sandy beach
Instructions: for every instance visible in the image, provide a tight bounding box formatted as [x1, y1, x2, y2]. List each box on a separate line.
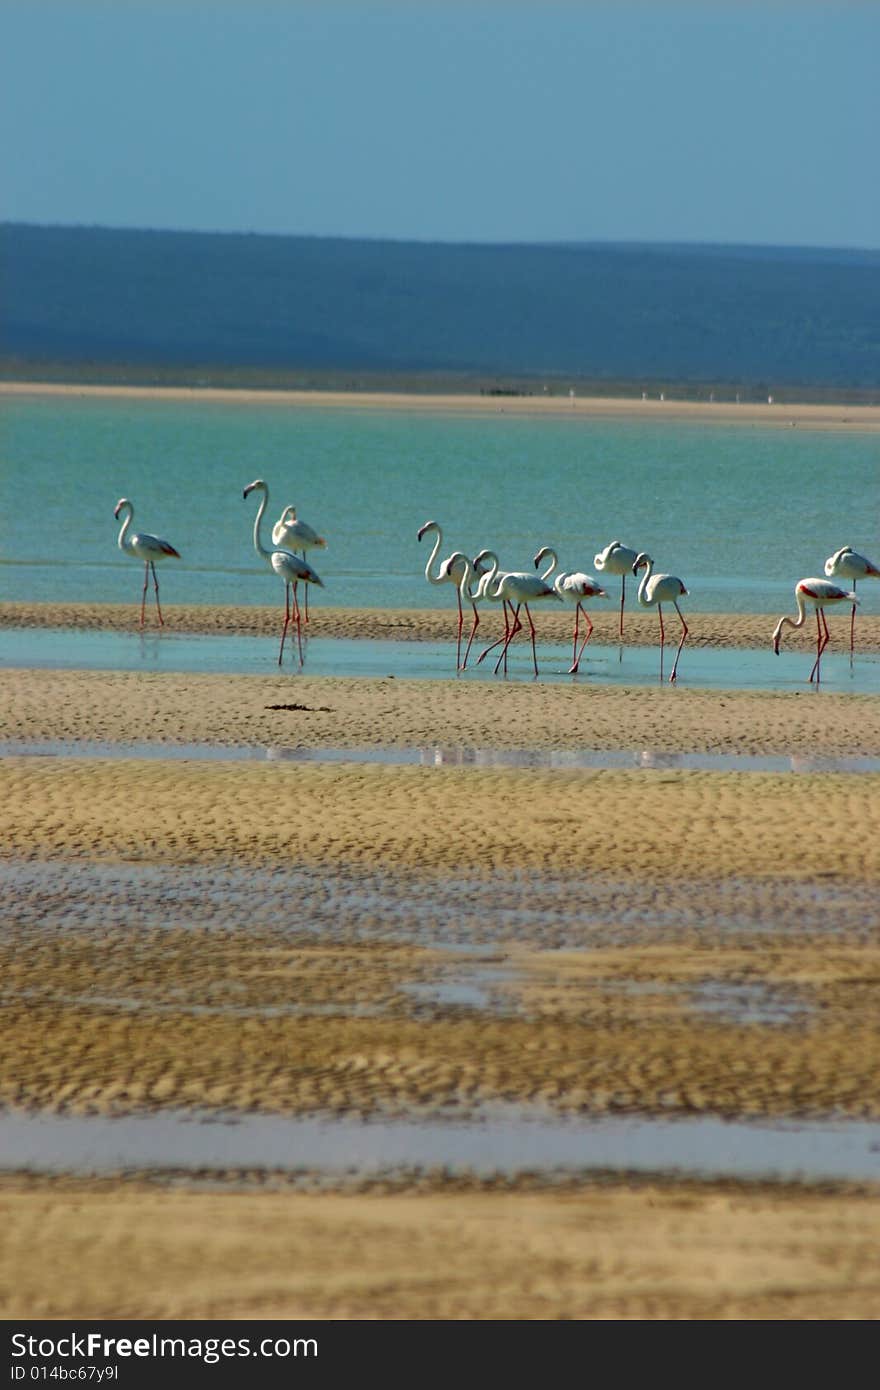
[2, 588, 880, 1319]
[4, 379, 880, 430]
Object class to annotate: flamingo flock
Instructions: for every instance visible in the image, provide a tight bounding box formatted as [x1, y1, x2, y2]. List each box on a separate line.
[111, 495, 875, 684]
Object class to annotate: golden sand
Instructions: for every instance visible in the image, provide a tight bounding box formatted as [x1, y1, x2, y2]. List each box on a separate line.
[4, 378, 880, 431]
[2, 599, 880, 1319]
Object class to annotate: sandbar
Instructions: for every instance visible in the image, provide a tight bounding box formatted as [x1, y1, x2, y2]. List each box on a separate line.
[2, 604, 880, 1320]
[3, 379, 880, 430]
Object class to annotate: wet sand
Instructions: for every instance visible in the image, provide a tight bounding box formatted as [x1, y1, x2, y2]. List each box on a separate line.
[2, 602, 880, 1318]
[4, 599, 880, 653]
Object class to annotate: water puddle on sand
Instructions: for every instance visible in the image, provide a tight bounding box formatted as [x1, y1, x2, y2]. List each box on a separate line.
[2, 626, 879, 693]
[2, 859, 876, 946]
[3, 739, 880, 774]
[2, 1106, 880, 1185]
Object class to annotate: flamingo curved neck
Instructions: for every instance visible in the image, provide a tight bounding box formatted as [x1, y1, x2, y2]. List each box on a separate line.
[116, 503, 134, 553]
[773, 590, 807, 643]
[461, 551, 499, 603]
[536, 547, 557, 581]
[250, 483, 271, 559]
[636, 556, 654, 607]
[421, 525, 447, 585]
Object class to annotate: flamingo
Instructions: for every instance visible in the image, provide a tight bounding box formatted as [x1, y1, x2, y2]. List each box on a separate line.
[593, 541, 640, 638]
[823, 546, 879, 652]
[243, 479, 324, 665]
[772, 577, 858, 683]
[272, 505, 327, 623]
[467, 552, 562, 676]
[534, 546, 608, 673]
[632, 552, 689, 683]
[417, 521, 489, 669]
[113, 498, 181, 628]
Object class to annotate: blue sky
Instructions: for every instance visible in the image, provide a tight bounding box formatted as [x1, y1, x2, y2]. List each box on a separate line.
[2, 1, 877, 248]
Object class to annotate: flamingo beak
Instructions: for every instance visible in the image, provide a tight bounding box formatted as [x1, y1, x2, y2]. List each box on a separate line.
[772, 634, 780, 655]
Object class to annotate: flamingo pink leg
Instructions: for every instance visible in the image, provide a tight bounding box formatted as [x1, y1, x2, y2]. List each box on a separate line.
[850, 582, 857, 653]
[493, 601, 520, 673]
[141, 562, 165, 627]
[455, 589, 464, 669]
[496, 603, 538, 676]
[477, 602, 513, 666]
[293, 583, 304, 663]
[461, 602, 480, 670]
[668, 601, 689, 683]
[570, 605, 594, 674]
[523, 603, 539, 676]
[278, 582, 292, 664]
[809, 607, 830, 683]
[619, 574, 626, 639]
[655, 603, 666, 681]
[492, 603, 517, 672]
[150, 562, 165, 626]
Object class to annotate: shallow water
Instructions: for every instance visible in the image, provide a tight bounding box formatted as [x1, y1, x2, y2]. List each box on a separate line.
[2, 395, 879, 614]
[2, 626, 879, 693]
[2, 1105, 879, 1185]
[3, 737, 880, 774]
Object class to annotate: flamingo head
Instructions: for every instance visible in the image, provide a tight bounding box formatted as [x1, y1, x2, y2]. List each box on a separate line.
[243, 479, 266, 501]
[632, 552, 651, 576]
[417, 520, 439, 543]
[533, 545, 555, 571]
[113, 498, 129, 520]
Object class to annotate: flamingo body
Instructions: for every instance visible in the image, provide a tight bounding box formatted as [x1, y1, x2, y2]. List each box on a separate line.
[772, 577, 858, 682]
[824, 546, 880, 585]
[632, 552, 689, 683]
[114, 498, 181, 627]
[824, 547, 879, 653]
[272, 507, 327, 555]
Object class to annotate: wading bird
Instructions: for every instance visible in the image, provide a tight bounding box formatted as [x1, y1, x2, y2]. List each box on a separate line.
[417, 520, 489, 669]
[632, 552, 689, 683]
[113, 497, 181, 628]
[534, 546, 608, 673]
[772, 577, 858, 683]
[272, 506, 327, 623]
[243, 479, 324, 665]
[593, 540, 640, 638]
[823, 546, 879, 652]
[468, 553, 562, 676]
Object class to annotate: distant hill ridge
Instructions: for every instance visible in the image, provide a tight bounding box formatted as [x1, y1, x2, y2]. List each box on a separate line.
[2, 222, 879, 390]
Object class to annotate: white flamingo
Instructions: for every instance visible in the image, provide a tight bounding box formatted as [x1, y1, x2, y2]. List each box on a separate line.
[534, 546, 608, 673]
[417, 520, 489, 669]
[467, 552, 562, 676]
[772, 577, 858, 683]
[272, 506, 327, 623]
[243, 479, 324, 665]
[823, 546, 879, 652]
[113, 498, 181, 628]
[632, 552, 689, 683]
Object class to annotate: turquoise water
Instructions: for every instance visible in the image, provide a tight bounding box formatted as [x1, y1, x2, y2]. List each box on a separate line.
[1, 393, 878, 613]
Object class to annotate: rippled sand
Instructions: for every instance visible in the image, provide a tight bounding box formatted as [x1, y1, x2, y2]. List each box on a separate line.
[2, 602, 880, 1319]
